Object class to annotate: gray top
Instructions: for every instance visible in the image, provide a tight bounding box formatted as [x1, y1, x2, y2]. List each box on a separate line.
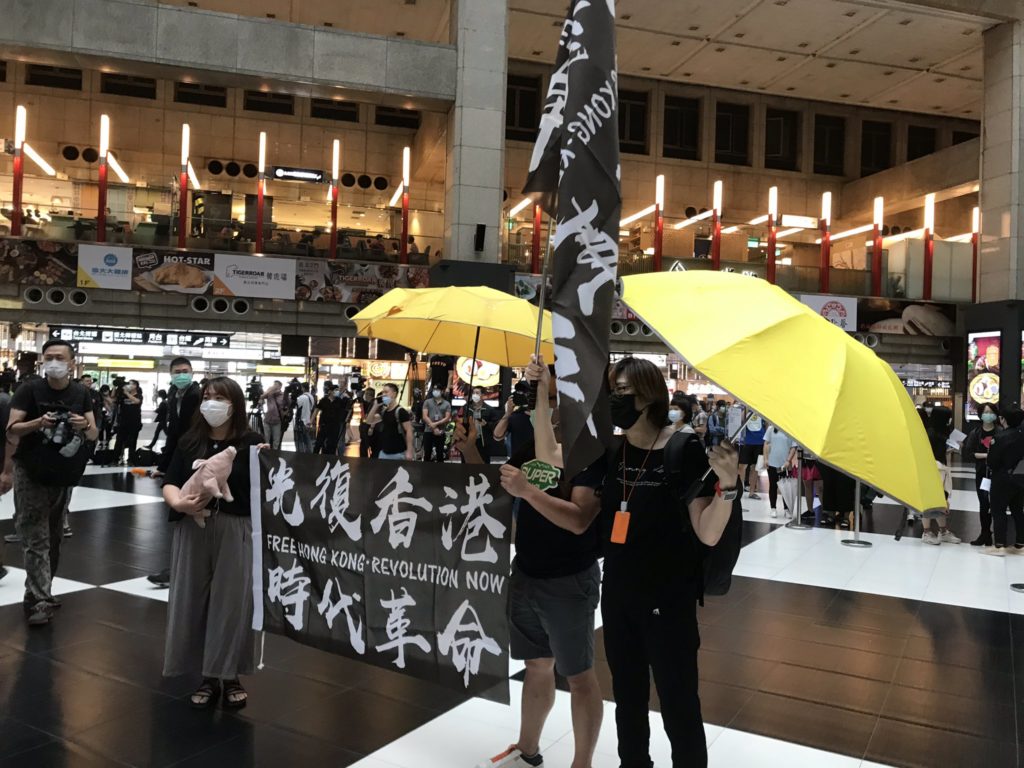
[423, 397, 452, 425]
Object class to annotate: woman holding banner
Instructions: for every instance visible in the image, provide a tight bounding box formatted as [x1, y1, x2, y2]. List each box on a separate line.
[161, 377, 264, 710]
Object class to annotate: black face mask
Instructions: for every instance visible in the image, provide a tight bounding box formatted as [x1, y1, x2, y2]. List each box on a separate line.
[609, 393, 643, 430]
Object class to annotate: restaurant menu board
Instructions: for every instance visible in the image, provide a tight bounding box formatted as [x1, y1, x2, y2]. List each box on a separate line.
[132, 250, 215, 294]
[77, 244, 133, 290]
[295, 260, 429, 306]
[0, 239, 77, 286]
[213, 253, 296, 300]
[966, 331, 1000, 420]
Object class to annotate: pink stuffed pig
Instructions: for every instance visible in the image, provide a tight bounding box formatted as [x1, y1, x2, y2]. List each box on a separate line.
[180, 446, 236, 527]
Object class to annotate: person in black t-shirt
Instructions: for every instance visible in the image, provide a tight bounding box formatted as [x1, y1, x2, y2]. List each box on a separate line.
[2, 340, 98, 626]
[601, 357, 739, 768]
[161, 376, 264, 711]
[457, 356, 604, 768]
[427, 355, 455, 395]
[367, 383, 413, 460]
[493, 380, 535, 459]
[313, 386, 347, 455]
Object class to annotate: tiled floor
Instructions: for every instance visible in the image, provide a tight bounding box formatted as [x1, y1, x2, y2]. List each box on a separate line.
[0, 459, 1021, 767]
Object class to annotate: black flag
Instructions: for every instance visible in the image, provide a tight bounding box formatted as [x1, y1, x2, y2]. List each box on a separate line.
[523, 0, 620, 478]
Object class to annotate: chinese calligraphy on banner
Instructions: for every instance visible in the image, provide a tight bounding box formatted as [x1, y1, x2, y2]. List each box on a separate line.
[250, 450, 513, 703]
[77, 244, 133, 289]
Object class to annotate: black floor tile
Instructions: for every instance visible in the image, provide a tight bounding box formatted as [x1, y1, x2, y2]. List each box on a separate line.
[0, 739, 133, 767]
[759, 662, 890, 716]
[0, 717, 56, 760]
[881, 683, 1017, 743]
[903, 632, 1015, 672]
[697, 648, 778, 691]
[697, 679, 758, 727]
[168, 723, 364, 768]
[70, 697, 255, 768]
[729, 691, 878, 759]
[894, 656, 1016, 702]
[865, 717, 1019, 768]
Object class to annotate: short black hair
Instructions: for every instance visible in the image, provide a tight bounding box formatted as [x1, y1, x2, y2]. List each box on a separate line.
[301, 383, 310, 392]
[169, 357, 192, 370]
[41, 339, 76, 358]
[1002, 405, 1024, 429]
[670, 392, 696, 424]
[383, 382, 399, 395]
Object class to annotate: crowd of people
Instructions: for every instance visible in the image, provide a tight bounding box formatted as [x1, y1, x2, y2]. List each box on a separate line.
[3, 344, 1019, 768]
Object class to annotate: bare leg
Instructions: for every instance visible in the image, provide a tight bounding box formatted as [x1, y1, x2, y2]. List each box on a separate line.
[517, 657, 556, 757]
[566, 668, 604, 768]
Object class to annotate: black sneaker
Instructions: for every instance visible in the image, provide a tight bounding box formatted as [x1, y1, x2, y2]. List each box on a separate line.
[26, 602, 54, 627]
[4, 533, 20, 544]
[147, 569, 171, 588]
[970, 535, 992, 547]
[63, 524, 73, 538]
[0, 565, 8, 582]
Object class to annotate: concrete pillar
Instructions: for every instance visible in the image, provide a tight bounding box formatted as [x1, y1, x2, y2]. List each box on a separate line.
[444, 0, 508, 263]
[979, 21, 1024, 301]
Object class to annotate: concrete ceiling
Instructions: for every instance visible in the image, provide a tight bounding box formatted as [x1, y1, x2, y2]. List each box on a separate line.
[155, 0, 996, 118]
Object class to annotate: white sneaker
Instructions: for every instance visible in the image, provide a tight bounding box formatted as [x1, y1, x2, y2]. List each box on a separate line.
[938, 529, 961, 544]
[982, 545, 1006, 557]
[921, 532, 940, 545]
[478, 747, 544, 768]
[770, 508, 777, 518]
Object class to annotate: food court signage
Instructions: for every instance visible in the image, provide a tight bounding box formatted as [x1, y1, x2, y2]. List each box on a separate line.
[271, 166, 325, 183]
[800, 294, 857, 331]
[49, 326, 231, 348]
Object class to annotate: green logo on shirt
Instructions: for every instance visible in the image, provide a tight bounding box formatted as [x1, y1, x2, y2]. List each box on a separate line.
[521, 459, 561, 492]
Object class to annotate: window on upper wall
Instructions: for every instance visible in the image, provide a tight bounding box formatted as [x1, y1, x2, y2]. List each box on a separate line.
[311, 98, 360, 123]
[715, 102, 750, 166]
[663, 95, 700, 161]
[243, 90, 294, 116]
[101, 73, 157, 100]
[814, 115, 846, 176]
[860, 120, 893, 177]
[174, 82, 228, 108]
[25, 64, 82, 90]
[374, 106, 421, 129]
[765, 108, 800, 171]
[506, 74, 541, 142]
[907, 125, 937, 161]
[952, 129, 979, 145]
[619, 90, 649, 155]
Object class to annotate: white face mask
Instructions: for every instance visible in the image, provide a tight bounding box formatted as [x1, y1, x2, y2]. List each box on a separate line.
[432, 390, 442, 399]
[200, 400, 232, 428]
[42, 360, 69, 380]
[668, 409, 683, 424]
[471, 393, 482, 403]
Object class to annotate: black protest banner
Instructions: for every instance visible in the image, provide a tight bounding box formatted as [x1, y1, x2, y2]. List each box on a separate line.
[522, 0, 620, 479]
[250, 450, 512, 703]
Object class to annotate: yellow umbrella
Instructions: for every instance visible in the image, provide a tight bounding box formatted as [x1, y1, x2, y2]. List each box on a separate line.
[620, 271, 946, 514]
[352, 285, 554, 368]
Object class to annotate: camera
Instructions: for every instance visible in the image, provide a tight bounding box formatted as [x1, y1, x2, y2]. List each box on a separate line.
[246, 378, 263, 406]
[512, 380, 531, 409]
[48, 410, 73, 445]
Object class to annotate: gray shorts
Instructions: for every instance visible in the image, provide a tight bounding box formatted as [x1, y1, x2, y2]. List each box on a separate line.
[509, 561, 600, 678]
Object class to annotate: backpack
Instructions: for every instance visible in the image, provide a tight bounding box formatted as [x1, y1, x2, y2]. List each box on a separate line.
[662, 430, 744, 600]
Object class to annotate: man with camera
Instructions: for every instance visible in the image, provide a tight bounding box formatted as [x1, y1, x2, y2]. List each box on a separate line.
[493, 380, 536, 459]
[1, 340, 97, 626]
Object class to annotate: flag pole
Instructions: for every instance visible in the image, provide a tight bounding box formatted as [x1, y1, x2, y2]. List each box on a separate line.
[529, 207, 555, 410]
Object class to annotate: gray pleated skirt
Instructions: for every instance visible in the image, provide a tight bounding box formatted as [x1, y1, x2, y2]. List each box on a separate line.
[163, 513, 256, 679]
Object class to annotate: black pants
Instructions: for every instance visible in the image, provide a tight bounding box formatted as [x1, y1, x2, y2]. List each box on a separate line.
[975, 471, 992, 541]
[147, 423, 166, 448]
[602, 580, 706, 768]
[423, 431, 447, 462]
[990, 472, 1024, 547]
[114, 428, 140, 464]
[767, 466, 782, 509]
[359, 423, 375, 458]
[315, 426, 341, 456]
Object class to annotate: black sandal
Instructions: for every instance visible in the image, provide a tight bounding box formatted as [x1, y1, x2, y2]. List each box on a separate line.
[222, 679, 248, 710]
[190, 678, 220, 710]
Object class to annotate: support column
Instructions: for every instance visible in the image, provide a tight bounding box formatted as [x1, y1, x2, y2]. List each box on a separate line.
[979, 21, 1024, 301]
[444, 0, 508, 263]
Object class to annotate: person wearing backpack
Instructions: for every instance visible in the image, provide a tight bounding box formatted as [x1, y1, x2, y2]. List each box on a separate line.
[601, 358, 740, 768]
[367, 383, 414, 461]
[983, 405, 1024, 555]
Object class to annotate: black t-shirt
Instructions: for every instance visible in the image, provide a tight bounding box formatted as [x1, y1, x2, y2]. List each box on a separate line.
[428, 356, 455, 391]
[164, 431, 263, 521]
[599, 434, 717, 597]
[510, 441, 601, 579]
[378, 406, 411, 454]
[11, 378, 92, 464]
[506, 409, 535, 457]
[117, 399, 142, 431]
[317, 397, 347, 430]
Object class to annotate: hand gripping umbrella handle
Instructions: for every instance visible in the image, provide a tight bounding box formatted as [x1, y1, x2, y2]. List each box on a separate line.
[701, 412, 756, 484]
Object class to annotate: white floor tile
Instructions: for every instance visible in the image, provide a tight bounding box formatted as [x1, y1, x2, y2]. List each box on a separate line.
[101, 577, 170, 603]
[709, 728, 863, 768]
[0, 567, 95, 607]
[0, 486, 164, 521]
